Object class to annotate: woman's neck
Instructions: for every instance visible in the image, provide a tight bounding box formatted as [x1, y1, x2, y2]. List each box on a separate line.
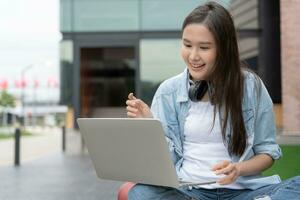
[200, 91, 210, 102]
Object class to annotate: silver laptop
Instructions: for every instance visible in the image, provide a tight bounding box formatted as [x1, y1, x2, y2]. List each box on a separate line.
[77, 118, 216, 188]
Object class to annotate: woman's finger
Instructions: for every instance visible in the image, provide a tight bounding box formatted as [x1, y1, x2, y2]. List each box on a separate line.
[217, 171, 236, 185]
[128, 93, 137, 100]
[126, 106, 138, 113]
[126, 100, 144, 113]
[211, 160, 230, 171]
[136, 99, 149, 109]
[126, 93, 152, 118]
[215, 164, 234, 175]
[127, 112, 137, 118]
[126, 100, 137, 107]
[135, 99, 147, 110]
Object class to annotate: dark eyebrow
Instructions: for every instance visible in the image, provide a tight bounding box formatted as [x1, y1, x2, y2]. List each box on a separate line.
[183, 38, 212, 45]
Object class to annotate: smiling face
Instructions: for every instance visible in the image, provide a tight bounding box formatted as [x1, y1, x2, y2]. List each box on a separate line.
[181, 23, 217, 81]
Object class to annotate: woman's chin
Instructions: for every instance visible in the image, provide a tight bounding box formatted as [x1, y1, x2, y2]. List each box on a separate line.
[190, 73, 206, 81]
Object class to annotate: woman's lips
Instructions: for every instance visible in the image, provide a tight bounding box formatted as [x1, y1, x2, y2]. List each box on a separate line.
[190, 63, 206, 69]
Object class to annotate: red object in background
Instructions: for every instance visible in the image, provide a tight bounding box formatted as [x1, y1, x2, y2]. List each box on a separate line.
[47, 77, 52, 87]
[0, 78, 8, 90]
[14, 80, 22, 88]
[47, 76, 59, 88]
[14, 78, 27, 88]
[21, 78, 27, 88]
[13, 77, 59, 89]
[27, 112, 32, 118]
[34, 79, 39, 88]
[54, 80, 59, 88]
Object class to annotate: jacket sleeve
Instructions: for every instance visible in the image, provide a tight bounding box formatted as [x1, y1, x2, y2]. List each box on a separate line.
[150, 88, 181, 164]
[252, 79, 282, 160]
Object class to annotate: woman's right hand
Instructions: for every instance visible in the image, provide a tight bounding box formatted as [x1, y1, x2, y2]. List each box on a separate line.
[126, 93, 153, 118]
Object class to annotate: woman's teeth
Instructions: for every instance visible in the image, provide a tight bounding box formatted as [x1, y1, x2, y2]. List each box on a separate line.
[191, 63, 205, 68]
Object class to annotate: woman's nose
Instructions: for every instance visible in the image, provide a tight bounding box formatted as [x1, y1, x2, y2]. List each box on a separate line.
[190, 48, 200, 61]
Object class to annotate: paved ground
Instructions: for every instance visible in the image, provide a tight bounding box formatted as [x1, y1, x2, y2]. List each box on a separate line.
[0, 153, 123, 200]
[0, 128, 123, 200]
[0, 127, 61, 166]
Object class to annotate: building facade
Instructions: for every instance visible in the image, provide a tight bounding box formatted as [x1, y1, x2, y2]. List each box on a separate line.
[60, 0, 229, 122]
[60, 0, 299, 135]
[280, 0, 300, 134]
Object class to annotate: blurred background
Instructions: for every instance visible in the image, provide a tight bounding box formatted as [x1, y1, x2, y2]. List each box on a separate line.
[0, 0, 299, 199]
[0, 0, 63, 123]
[59, 0, 298, 135]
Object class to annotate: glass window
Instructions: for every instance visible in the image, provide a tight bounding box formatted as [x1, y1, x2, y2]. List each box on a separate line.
[60, 40, 73, 105]
[60, 0, 72, 32]
[238, 37, 259, 72]
[60, 0, 231, 32]
[61, 0, 139, 32]
[140, 0, 203, 31]
[140, 39, 185, 104]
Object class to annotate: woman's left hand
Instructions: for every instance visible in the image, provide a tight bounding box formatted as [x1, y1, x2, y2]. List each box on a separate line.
[211, 160, 241, 185]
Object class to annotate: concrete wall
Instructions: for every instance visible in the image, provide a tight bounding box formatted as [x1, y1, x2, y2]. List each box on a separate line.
[280, 0, 300, 134]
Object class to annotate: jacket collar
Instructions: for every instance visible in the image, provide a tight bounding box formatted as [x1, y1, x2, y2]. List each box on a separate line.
[176, 68, 189, 103]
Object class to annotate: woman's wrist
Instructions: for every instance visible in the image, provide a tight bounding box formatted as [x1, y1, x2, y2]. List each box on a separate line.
[234, 154, 274, 177]
[235, 162, 243, 177]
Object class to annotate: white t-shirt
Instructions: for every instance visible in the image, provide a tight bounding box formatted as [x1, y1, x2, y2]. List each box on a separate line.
[179, 101, 244, 189]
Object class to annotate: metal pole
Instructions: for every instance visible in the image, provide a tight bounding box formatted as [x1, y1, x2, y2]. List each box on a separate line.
[14, 128, 21, 166]
[62, 126, 66, 152]
[81, 135, 85, 152]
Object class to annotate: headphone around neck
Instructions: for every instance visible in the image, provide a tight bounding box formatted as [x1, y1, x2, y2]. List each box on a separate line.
[188, 80, 209, 102]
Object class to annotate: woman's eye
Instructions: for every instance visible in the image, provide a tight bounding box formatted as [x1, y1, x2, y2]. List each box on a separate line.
[200, 46, 209, 50]
[184, 44, 192, 48]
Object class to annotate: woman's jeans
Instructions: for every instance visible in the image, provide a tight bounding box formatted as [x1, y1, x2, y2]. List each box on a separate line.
[128, 176, 300, 200]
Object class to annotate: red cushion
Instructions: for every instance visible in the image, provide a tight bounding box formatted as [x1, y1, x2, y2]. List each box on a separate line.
[117, 182, 136, 200]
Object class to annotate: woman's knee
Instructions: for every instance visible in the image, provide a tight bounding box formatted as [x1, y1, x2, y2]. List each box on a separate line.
[128, 184, 165, 200]
[283, 175, 300, 186]
[127, 185, 139, 200]
[128, 184, 186, 200]
[269, 176, 300, 199]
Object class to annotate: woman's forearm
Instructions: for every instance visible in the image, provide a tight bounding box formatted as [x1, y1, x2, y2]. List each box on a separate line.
[237, 154, 274, 176]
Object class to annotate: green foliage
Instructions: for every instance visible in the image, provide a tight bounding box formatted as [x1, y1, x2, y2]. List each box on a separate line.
[0, 130, 32, 140]
[263, 145, 300, 180]
[0, 90, 15, 108]
[55, 114, 65, 126]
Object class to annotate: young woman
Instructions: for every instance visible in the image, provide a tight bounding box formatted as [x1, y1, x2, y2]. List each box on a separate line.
[126, 2, 300, 200]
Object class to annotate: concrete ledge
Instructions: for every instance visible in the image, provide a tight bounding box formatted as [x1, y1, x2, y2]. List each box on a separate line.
[277, 135, 300, 145]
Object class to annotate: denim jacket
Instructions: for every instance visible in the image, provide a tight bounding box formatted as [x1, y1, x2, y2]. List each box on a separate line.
[150, 68, 282, 190]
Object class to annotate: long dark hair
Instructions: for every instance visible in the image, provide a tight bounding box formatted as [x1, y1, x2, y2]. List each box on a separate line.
[182, 2, 246, 156]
